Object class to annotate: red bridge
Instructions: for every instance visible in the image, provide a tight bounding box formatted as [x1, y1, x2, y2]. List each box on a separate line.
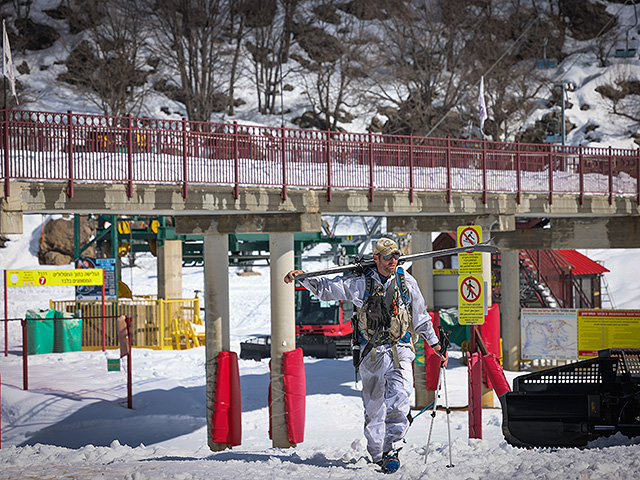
[2, 108, 639, 205]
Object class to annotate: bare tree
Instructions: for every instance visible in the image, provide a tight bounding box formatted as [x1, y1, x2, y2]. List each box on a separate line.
[144, 0, 232, 122]
[364, 0, 566, 141]
[59, 0, 150, 117]
[11, 0, 32, 22]
[291, 3, 373, 130]
[596, 64, 640, 124]
[462, 0, 563, 140]
[364, 0, 486, 137]
[224, 1, 248, 116]
[241, 0, 299, 115]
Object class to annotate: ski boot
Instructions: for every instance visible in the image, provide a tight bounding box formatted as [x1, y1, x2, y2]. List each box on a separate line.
[381, 448, 401, 473]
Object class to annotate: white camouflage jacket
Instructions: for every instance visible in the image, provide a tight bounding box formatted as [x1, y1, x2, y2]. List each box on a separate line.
[298, 267, 439, 347]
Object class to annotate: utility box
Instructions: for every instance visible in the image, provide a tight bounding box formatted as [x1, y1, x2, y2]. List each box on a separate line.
[54, 310, 83, 352]
[25, 308, 56, 355]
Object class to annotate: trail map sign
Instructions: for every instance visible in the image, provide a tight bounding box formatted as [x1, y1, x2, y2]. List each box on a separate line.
[458, 275, 484, 325]
[521, 308, 578, 360]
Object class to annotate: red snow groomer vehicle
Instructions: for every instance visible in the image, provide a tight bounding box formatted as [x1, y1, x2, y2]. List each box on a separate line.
[295, 286, 354, 358]
[501, 348, 640, 447]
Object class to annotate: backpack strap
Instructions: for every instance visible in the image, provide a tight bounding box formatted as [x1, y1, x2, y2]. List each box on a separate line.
[395, 267, 414, 347]
[395, 267, 410, 306]
[362, 270, 375, 301]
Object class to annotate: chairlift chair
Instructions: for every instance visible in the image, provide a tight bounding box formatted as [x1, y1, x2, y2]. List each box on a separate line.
[543, 120, 560, 144]
[615, 3, 639, 58]
[536, 38, 557, 69]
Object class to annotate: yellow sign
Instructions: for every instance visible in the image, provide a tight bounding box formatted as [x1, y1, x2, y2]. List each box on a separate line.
[6, 269, 104, 288]
[577, 310, 640, 357]
[434, 268, 458, 275]
[458, 252, 483, 275]
[458, 275, 485, 325]
[457, 225, 482, 248]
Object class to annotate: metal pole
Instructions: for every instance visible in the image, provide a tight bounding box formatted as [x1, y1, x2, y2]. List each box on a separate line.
[423, 366, 443, 464]
[127, 316, 132, 409]
[441, 366, 454, 467]
[21, 319, 28, 390]
[101, 274, 106, 351]
[4, 270, 7, 356]
[561, 83, 566, 146]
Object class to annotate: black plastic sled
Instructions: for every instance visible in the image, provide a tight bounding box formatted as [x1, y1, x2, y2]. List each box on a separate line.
[501, 348, 640, 448]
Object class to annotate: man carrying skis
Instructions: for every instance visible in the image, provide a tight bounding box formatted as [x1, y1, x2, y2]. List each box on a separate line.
[284, 237, 447, 473]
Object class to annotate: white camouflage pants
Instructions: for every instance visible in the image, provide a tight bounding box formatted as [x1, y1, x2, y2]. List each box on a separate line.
[359, 343, 415, 463]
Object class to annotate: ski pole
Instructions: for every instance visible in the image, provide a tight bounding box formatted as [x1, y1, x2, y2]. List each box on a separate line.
[423, 327, 452, 465]
[441, 364, 454, 468]
[423, 364, 443, 464]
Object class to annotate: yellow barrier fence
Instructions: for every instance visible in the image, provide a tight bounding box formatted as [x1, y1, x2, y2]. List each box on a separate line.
[50, 297, 204, 350]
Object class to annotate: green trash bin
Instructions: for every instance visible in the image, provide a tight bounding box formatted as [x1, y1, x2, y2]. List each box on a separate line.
[54, 310, 83, 353]
[25, 308, 56, 355]
[438, 307, 470, 347]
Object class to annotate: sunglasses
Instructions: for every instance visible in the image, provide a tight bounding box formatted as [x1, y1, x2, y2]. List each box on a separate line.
[381, 252, 401, 260]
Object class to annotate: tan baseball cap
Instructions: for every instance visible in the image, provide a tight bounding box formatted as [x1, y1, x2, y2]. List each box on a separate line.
[373, 237, 400, 257]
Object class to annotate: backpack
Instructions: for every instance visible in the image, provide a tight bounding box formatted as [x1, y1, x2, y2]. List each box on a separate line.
[355, 267, 412, 347]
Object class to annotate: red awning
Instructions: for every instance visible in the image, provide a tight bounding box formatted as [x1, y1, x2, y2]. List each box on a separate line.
[556, 250, 610, 275]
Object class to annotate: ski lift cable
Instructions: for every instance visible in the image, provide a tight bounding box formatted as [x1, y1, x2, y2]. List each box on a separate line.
[428, 0, 634, 138]
[426, 16, 540, 137]
[556, 0, 634, 83]
[509, 0, 634, 139]
[624, 1, 639, 47]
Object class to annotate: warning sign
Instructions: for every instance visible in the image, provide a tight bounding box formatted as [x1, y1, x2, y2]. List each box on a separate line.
[458, 275, 485, 325]
[458, 252, 483, 275]
[457, 226, 482, 248]
[577, 310, 640, 357]
[457, 225, 483, 275]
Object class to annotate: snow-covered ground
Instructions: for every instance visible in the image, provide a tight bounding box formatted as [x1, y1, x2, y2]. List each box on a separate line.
[1, 215, 639, 479]
[1, 0, 640, 476]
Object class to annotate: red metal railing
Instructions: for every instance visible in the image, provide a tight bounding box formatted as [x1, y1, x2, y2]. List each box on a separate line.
[522, 249, 593, 309]
[2, 107, 639, 203]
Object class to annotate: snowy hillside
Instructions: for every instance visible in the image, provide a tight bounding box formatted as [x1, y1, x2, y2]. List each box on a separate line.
[3, 1, 639, 148]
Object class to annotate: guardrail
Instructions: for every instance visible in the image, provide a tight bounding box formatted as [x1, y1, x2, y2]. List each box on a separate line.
[2, 108, 639, 204]
[50, 297, 202, 350]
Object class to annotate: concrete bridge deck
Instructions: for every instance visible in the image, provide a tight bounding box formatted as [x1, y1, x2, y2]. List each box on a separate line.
[3, 181, 640, 249]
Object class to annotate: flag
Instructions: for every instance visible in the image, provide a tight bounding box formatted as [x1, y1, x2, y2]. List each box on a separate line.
[478, 76, 487, 134]
[3, 19, 18, 104]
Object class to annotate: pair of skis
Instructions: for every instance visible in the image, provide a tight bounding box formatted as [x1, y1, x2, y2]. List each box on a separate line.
[294, 240, 499, 280]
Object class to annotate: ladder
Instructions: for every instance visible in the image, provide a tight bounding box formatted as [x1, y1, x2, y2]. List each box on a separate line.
[599, 264, 616, 309]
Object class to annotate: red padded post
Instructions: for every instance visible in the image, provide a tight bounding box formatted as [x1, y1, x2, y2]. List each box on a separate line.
[468, 351, 483, 439]
[282, 348, 306, 444]
[424, 311, 442, 390]
[211, 351, 242, 446]
[479, 304, 501, 359]
[482, 353, 511, 398]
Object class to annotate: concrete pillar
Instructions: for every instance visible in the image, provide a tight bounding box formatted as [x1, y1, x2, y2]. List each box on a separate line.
[0, 208, 22, 234]
[204, 233, 231, 451]
[410, 232, 435, 409]
[0, 194, 23, 235]
[269, 232, 296, 448]
[501, 248, 521, 371]
[411, 232, 434, 310]
[157, 239, 183, 299]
